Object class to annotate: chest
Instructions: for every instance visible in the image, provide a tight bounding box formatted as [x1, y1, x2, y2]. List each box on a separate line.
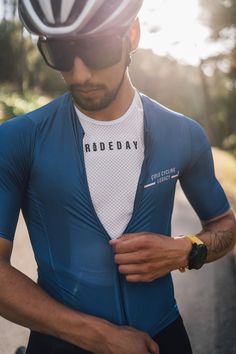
[28, 125, 184, 234]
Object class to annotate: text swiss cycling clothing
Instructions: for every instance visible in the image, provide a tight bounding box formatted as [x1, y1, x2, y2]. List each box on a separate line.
[0, 93, 230, 336]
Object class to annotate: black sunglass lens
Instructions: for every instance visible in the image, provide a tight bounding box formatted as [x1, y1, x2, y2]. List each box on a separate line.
[38, 35, 124, 71]
[39, 40, 74, 71]
[75, 36, 123, 70]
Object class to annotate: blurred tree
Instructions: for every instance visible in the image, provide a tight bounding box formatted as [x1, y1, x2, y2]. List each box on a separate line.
[200, 0, 236, 40]
[1, 0, 18, 20]
[0, 0, 65, 95]
[0, 20, 24, 89]
[0, 0, 26, 92]
[0, 18, 65, 96]
[199, 0, 236, 150]
[130, 49, 206, 127]
[0, 0, 235, 155]
[3, 0, 7, 20]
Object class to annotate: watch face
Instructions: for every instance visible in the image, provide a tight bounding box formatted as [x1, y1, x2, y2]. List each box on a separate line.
[188, 243, 208, 270]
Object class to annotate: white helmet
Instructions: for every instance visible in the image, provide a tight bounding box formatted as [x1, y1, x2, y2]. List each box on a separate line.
[18, 0, 143, 38]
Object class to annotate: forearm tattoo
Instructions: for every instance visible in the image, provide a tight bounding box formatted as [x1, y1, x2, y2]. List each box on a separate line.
[204, 230, 234, 255]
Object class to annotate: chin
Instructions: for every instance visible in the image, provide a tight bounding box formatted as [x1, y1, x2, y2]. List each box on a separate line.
[73, 94, 117, 112]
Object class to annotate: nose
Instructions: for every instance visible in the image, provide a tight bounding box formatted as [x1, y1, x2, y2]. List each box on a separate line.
[70, 56, 92, 84]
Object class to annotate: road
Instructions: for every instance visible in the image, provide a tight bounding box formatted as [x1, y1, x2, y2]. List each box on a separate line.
[0, 183, 236, 354]
[172, 184, 236, 354]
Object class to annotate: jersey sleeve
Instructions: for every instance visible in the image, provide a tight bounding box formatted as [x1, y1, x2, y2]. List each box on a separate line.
[0, 116, 34, 241]
[179, 119, 230, 221]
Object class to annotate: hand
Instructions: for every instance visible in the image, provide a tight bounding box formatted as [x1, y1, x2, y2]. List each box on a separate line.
[95, 323, 160, 354]
[109, 232, 191, 282]
[62, 312, 159, 354]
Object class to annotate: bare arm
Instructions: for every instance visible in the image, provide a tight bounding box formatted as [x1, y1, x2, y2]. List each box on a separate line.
[0, 237, 159, 354]
[110, 210, 236, 282]
[0, 237, 107, 350]
[197, 209, 236, 262]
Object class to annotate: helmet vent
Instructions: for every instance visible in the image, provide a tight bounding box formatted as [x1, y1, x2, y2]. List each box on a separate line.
[51, 0, 62, 24]
[65, 0, 87, 26]
[19, 0, 143, 36]
[37, 0, 55, 24]
[30, 0, 87, 28]
[60, 0, 76, 24]
[83, 0, 118, 32]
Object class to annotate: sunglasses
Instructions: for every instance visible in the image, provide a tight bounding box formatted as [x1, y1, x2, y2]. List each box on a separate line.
[37, 34, 126, 72]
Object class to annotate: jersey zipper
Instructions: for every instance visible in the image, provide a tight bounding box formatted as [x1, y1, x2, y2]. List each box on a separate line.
[73, 106, 149, 326]
[116, 111, 149, 321]
[74, 116, 128, 324]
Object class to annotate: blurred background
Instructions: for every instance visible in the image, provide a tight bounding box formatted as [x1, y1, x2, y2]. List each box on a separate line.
[0, 0, 236, 353]
[0, 0, 236, 207]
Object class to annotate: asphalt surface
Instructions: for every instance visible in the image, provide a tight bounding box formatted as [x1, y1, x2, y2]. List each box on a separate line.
[172, 185, 236, 354]
[0, 183, 236, 354]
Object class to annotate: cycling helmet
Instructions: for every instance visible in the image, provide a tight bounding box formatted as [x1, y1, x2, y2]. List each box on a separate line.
[18, 0, 143, 38]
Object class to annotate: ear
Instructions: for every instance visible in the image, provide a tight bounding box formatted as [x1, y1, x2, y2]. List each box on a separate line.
[129, 17, 140, 52]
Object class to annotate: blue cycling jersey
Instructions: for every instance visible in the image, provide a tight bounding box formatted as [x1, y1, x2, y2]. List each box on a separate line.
[0, 92, 230, 336]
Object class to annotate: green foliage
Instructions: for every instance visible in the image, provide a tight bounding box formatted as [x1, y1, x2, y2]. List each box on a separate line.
[0, 20, 23, 83]
[198, 0, 236, 151]
[0, 85, 50, 123]
[0, 19, 65, 95]
[0, 0, 235, 154]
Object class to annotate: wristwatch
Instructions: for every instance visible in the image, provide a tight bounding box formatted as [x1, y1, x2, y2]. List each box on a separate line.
[179, 235, 208, 272]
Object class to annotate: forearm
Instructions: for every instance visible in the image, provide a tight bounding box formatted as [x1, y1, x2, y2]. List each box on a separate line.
[111, 211, 236, 282]
[197, 210, 236, 262]
[0, 260, 109, 351]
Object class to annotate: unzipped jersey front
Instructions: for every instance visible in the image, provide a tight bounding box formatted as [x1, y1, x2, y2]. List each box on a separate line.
[0, 92, 230, 336]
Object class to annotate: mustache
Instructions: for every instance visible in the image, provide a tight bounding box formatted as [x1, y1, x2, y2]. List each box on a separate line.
[69, 83, 106, 91]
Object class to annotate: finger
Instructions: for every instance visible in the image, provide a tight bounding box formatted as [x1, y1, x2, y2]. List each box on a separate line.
[125, 274, 150, 282]
[109, 232, 147, 246]
[121, 232, 147, 238]
[109, 233, 142, 243]
[109, 235, 148, 254]
[109, 233, 140, 246]
[118, 263, 149, 275]
[114, 251, 149, 265]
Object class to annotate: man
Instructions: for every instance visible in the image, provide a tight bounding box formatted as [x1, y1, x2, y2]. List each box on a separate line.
[0, 1, 235, 354]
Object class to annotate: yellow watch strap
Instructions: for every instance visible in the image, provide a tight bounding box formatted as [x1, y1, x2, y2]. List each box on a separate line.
[178, 235, 204, 273]
[186, 235, 204, 245]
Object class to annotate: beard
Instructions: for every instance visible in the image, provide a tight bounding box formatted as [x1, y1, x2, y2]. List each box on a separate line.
[69, 83, 121, 112]
[68, 63, 127, 112]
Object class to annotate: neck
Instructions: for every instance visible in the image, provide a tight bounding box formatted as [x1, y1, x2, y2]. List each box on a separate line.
[75, 74, 135, 121]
